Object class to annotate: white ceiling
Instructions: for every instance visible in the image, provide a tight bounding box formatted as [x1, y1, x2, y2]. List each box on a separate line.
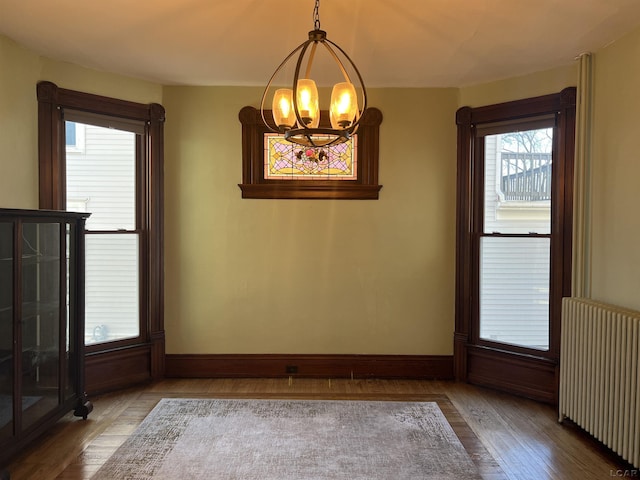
[2, 0, 640, 88]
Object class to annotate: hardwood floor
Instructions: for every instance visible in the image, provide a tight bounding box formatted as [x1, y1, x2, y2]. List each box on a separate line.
[4, 378, 634, 479]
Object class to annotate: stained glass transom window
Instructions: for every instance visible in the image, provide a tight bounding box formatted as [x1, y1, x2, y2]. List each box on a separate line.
[264, 134, 357, 180]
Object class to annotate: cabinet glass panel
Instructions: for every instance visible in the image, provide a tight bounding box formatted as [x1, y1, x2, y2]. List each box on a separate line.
[64, 223, 76, 401]
[21, 223, 61, 430]
[0, 223, 13, 439]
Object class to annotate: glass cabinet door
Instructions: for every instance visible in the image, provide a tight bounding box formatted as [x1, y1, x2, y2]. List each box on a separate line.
[21, 222, 61, 431]
[0, 209, 90, 467]
[0, 222, 13, 440]
[64, 222, 76, 402]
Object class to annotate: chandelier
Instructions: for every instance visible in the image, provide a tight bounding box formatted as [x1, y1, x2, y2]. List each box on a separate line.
[260, 0, 367, 148]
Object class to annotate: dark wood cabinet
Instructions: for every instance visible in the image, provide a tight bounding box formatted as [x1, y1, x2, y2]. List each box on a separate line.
[0, 208, 92, 470]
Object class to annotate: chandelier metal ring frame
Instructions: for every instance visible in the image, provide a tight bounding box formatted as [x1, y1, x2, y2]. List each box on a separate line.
[260, 0, 368, 148]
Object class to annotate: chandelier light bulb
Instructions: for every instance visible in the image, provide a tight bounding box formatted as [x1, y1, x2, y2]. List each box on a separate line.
[259, 0, 367, 147]
[272, 89, 296, 130]
[296, 79, 319, 128]
[330, 82, 358, 129]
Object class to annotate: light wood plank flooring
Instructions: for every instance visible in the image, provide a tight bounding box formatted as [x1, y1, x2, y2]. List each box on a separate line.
[4, 379, 634, 479]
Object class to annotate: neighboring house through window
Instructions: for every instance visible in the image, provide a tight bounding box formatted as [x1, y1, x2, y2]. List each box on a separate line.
[64, 118, 140, 345]
[481, 128, 554, 349]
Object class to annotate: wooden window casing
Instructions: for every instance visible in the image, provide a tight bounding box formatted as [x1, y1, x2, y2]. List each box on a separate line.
[36, 81, 165, 393]
[454, 88, 576, 404]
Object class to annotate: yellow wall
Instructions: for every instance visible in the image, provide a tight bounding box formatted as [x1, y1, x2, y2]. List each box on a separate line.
[0, 37, 41, 208]
[458, 65, 577, 107]
[456, 25, 640, 313]
[0, 34, 162, 209]
[163, 86, 459, 354]
[39, 57, 163, 104]
[590, 27, 640, 311]
[4, 23, 639, 356]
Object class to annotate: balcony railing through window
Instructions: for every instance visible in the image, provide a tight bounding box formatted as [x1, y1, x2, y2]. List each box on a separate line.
[500, 152, 552, 202]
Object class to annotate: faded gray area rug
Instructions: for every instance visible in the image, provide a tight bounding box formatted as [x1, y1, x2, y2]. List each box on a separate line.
[92, 398, 483, 480]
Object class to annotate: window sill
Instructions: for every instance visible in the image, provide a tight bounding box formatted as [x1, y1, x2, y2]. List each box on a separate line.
[238, 183, 382, 200]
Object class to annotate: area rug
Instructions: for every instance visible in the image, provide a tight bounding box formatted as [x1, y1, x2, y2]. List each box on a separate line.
[92, 398, 483, 480]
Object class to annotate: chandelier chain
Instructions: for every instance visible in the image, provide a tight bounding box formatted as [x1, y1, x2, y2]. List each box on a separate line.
[260, 0, 367, 148]
[313, 0, 321, 30]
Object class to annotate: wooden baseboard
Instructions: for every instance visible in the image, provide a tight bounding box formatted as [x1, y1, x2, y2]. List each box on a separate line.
[165, 354, 454, 380]
[85, 344, 152, 395]
[466, 345, 557, 404]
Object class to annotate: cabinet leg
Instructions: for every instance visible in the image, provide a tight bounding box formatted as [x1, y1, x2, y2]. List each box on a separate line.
[73, 398, 93, 420]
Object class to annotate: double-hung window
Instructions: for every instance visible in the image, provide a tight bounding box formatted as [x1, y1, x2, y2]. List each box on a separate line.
[455, 89, 576, 402]
[64, 112, 144, 345]
[37, 81, 165, 391]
